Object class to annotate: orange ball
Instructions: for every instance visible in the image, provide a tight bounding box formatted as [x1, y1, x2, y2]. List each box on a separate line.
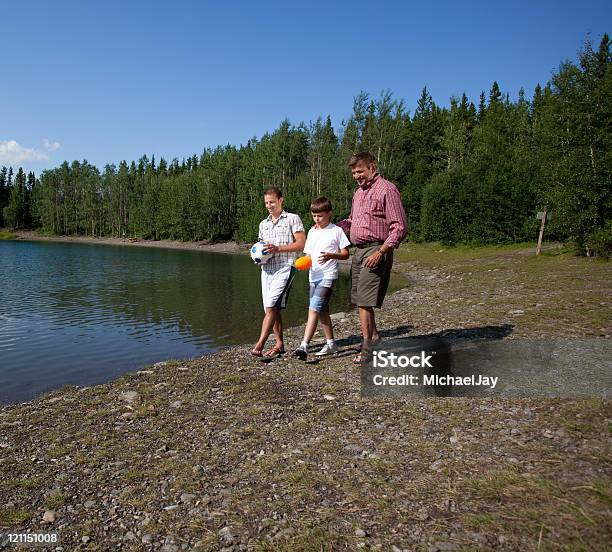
[294, 255, 312, 271]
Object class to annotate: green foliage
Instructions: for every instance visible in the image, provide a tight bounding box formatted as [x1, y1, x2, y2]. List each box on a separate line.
[1, 167, 35, 230]
[532, 35, 611, 253]
[585, 220, 612, 258]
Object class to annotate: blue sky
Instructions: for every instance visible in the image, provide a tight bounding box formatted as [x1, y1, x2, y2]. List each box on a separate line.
[1, 0, 610, 174]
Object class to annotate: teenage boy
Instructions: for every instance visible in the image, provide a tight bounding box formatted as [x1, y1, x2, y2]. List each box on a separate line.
[294, 197, 350, 360]
[251, 187, 305, 358]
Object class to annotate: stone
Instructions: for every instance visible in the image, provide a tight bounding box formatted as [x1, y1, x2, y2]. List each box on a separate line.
[120, 391, 140, 404]
[218, 525, 240, 545]
[429, 543, 458, 552]
[354, 528, 367, 537]
[42, 510, 56, 523]
[84, 500, 95, 508]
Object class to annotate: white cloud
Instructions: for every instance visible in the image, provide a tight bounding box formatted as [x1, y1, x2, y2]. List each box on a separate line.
[0, 139, 62, 165]
[43, 138, 61, 151]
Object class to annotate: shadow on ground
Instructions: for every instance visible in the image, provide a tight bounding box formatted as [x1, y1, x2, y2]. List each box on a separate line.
[335, 323, 514, 350]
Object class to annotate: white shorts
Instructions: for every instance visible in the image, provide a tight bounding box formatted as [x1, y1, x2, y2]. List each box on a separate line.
[261, 265, 296, 310]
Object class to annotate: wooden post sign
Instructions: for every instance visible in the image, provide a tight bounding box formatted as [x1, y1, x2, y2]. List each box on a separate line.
[536, 208, 547, 255]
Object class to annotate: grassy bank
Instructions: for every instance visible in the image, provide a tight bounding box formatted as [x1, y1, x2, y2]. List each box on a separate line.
[0, 243, 610, 551]
[0, 230, 16, 240]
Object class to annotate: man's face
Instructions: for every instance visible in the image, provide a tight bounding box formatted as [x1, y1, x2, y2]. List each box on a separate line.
[351, 160, 377, 187]
[264, 193, 283, 217]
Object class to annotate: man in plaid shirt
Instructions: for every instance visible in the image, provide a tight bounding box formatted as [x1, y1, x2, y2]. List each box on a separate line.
[251, 186, 305, 358]
[337, 152, 407, 363]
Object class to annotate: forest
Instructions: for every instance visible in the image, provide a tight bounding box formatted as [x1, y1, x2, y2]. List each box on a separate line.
[1, 36, 610, 256]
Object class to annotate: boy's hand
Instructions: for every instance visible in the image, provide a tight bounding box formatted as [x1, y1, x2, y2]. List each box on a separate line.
[318, 252, 335, 264]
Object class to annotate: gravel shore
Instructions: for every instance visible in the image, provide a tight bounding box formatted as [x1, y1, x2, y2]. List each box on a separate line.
[1, 243, 610, 551]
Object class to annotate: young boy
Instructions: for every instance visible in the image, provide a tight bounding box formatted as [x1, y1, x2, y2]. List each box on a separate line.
[293, 197, 350, 360]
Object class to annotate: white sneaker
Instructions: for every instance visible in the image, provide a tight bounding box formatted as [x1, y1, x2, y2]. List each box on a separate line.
[315, 343, 339, 356]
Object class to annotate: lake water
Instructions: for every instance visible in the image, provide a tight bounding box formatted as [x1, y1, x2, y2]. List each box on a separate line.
[0, 240, 353, 404]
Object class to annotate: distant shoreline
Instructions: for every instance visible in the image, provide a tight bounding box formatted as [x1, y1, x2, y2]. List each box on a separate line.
[11, 230, 355, 268]
[13, 230, 246, 254]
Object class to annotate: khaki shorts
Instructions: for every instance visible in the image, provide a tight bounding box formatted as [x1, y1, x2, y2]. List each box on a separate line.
[350, 245, 393, 308]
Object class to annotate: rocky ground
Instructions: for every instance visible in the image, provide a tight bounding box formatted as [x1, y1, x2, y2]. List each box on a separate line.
[0, 243, 610, 551]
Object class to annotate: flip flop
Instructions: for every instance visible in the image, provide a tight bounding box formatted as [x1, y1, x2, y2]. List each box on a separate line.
[352, 351, 372, 365]
[357, 338, 382, 352]
[250, 347, 264, 357]
[264, 346, 285, 359]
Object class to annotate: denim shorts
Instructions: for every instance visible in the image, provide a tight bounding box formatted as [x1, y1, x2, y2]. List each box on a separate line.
[309, 279, 335, 313]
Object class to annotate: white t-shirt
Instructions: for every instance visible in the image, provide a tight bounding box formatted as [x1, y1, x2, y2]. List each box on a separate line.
[303, 223, 351, 283]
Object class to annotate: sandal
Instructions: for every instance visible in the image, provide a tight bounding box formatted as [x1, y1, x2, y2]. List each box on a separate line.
[250, 347, 264, 357]
[264, 346, 285, 359]
[357, 338, 381, 352]
[352, 351, 372, 365]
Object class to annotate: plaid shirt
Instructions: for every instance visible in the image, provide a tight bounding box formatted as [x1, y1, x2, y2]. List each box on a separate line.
[336, 174, 407, 249]
[258, 211, 305, 273]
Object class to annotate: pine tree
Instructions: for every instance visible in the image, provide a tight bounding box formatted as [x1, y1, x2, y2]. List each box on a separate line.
[3, 167, 27, 229]
[533, 35, 611, 255]
[0, 167, 8, 227]
[405, 87, 443, 239]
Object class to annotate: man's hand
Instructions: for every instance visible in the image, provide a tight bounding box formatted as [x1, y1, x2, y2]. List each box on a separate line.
[363, 250, 384, 268]
[263, 242, 279, 255]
